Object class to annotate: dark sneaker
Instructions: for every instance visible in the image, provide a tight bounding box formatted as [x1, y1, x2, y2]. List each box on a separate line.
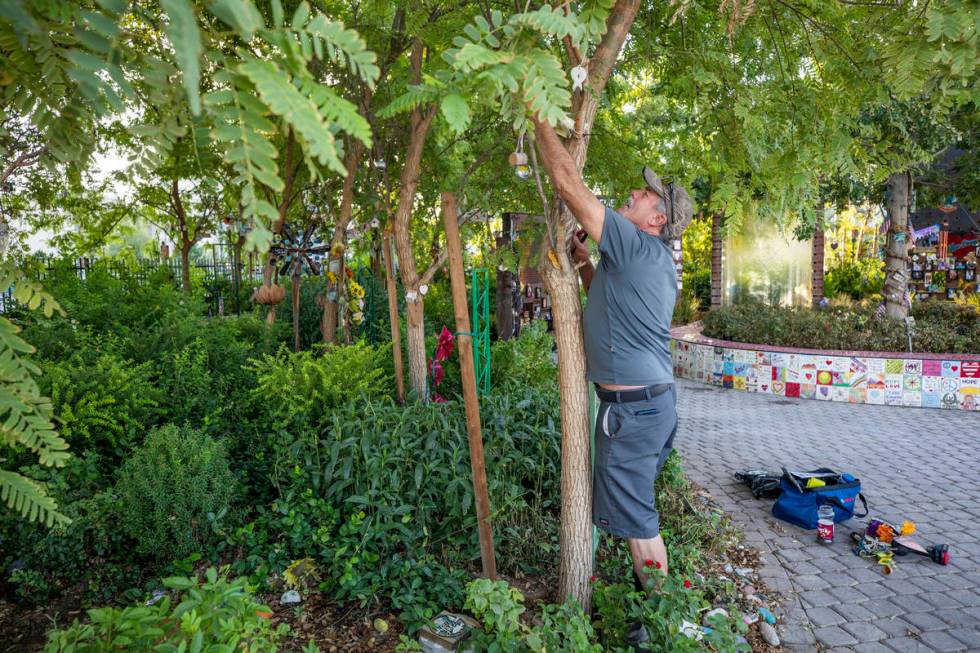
[625, 621, 651, 652]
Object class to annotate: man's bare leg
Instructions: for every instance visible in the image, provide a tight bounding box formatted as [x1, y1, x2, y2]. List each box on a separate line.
[628, 535, 668, 591]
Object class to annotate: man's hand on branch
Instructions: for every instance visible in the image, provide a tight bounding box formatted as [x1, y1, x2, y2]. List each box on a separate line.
[570, 229, 590, 267]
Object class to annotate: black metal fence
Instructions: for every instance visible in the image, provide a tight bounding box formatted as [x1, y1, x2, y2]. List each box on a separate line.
[1, 255, 267, 314]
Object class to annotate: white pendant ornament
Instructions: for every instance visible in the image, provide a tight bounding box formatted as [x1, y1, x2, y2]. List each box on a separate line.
[570, 64, 588, 91]
[419, 284, 429, 296]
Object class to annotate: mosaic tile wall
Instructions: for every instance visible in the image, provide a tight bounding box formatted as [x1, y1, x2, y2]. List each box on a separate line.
[671, 339, 980, 411]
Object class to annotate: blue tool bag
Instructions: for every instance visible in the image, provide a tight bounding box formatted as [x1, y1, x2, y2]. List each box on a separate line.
[772, 468, 868, 529]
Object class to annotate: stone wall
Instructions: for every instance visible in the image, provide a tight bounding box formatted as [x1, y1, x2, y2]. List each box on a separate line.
[671, 325, 980, 411]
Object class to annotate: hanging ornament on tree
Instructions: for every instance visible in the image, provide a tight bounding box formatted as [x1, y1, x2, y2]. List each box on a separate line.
[570, 62, 588, 91]
[509, 132, 531, 180]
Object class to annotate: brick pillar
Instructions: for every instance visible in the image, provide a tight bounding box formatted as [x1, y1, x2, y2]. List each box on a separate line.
[710, 211, 724, 308]
[812, 226, 825, 308]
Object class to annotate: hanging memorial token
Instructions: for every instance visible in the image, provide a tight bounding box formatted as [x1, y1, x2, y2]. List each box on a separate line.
[570, 64, 588, 90]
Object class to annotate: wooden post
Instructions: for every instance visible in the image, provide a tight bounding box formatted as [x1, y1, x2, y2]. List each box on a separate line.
[382, 232, 406, 404]
[812, 224, 825, 308]
[441, 192, 497, 580]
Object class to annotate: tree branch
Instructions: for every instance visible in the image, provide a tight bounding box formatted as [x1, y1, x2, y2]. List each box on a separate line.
[0, 147, 46, 186]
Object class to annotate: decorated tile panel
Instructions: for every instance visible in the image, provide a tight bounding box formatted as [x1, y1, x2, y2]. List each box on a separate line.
[671, 339, 979, 412]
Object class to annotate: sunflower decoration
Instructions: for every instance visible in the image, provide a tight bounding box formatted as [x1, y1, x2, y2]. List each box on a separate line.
[348, 277, 366, 325]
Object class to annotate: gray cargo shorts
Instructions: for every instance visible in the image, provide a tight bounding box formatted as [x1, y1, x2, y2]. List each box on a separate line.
[592, 384, 677, 540]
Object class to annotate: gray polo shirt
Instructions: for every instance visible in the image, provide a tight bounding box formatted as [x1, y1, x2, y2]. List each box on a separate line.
[583, 207, 676, 386]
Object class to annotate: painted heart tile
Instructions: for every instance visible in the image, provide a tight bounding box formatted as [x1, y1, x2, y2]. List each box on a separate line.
[961, 361, 980, 379]
[903, 360, 923, 375]
[941, 361, 959, 377]
[867, 389, 885, 405]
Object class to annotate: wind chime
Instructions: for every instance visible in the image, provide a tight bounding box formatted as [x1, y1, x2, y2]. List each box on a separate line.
[270, 224, 330, 351]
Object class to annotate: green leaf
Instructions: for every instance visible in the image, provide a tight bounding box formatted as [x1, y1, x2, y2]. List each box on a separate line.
[208, 0, 263, 40]
[271, 0, 283, 27]
[440, 94, 471, 133]
[160, 0, 202, 114]
[239, 58, 345, 173]
[291, 1, 310, 30]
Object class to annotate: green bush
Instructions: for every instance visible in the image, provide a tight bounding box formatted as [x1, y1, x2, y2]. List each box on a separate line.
[683, 268, 711, 311]
[227, 387, 561, 628]
[42, 569, 288, 653]
[823, 259, 884, 300]
[41, 352, 160, 460]
[2, 489, 138, 604]
[701, 300, 979, 354]
[248, 342, 392, 425]
[115, 425, 238, 562]
[490, 321, 557, 391]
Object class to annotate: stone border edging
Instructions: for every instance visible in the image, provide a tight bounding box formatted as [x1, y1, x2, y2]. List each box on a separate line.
[671, 323, 980, 411]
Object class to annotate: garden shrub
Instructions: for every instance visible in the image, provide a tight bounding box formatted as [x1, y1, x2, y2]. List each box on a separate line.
[41, 352, 160, 460]
[683, 267, 711, 311]
[701, 300, 979, 354]
[2, 489, 138, 604]
[490, 321, 557, 391]
[42, 569, 288, 653]
[115, 425, 238, 562]
[248, 342, 392, 425]
[227, 386, 561, 627]
[823, 259, 884, 300]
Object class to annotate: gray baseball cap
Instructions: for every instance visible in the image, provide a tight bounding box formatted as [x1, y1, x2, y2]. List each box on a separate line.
[643, 166, 694, 240]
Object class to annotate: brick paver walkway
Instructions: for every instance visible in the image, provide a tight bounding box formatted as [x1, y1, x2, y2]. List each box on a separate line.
[674, 378, 980, 652]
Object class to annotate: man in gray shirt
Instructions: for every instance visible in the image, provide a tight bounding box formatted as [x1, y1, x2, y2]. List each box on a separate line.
[533, 116, 693, 649]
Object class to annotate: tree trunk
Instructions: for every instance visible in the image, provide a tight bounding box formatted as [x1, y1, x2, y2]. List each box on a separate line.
[711, 211, 724, 308]
[322, 138, 367, 344]
[180, 243, 192, 293]
[882, 171, 911, 319]
[539, 261, 593, 609]
[811, 223, 825, 308]
[535, 0, 639, 610]
[405, 298, 427, 397]
[392, 41, 438, 397]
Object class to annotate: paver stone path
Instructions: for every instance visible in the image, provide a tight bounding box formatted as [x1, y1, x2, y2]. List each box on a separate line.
[674, 379, 980, 652]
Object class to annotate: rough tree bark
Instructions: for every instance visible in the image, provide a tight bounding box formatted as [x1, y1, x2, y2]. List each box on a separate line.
[170, 179, 194, 293]
[535, 0, 639, 610]
[882, 171, 912, 319]
[391, 40, 440, 397]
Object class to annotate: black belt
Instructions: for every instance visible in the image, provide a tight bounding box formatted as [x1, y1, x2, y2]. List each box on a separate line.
[595, 383, 672, 403]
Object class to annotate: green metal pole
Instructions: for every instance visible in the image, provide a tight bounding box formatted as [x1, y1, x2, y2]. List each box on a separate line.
[470, 268, 491, 395]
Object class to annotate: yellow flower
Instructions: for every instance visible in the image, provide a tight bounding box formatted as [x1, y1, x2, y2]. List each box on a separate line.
[327, 271, 337, 284]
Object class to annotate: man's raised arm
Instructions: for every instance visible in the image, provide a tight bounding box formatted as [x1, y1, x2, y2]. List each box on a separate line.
[532, 117, 605, 243]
